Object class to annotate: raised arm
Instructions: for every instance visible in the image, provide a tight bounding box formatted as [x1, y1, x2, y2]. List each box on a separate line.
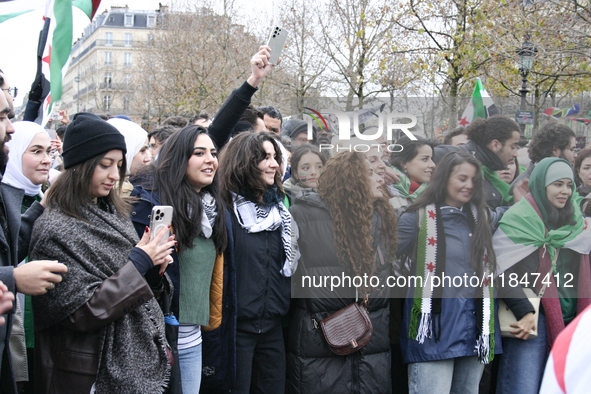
[208, 45, 278, 149]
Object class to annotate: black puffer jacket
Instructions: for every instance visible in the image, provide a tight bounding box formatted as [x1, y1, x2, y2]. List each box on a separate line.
[230, 210, 290, 333]
[287, 191, 392, 394]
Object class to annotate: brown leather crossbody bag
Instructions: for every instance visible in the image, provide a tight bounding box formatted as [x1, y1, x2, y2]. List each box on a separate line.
[316, 247, 385, 355]
[319, 300, 374, 355]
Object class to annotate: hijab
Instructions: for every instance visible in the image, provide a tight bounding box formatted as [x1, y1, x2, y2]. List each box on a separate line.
[2, 121, 50, 196]
[107, 118, 147, 174]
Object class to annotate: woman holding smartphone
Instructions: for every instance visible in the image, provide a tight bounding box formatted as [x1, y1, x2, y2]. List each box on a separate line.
[29, 113, 175, 393]
[131, 125, 227, 393]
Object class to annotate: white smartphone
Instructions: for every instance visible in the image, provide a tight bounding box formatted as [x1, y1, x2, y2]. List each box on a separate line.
[149, 205, 173, 246]
[266, 26, 289, 66]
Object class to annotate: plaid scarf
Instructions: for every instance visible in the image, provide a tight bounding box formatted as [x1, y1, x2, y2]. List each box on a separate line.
[232, 192, 296, 276]
[408, 203, 495, 364]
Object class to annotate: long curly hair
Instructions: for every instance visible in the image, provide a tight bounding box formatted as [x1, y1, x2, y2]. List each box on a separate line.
[317, 152, 397, 279]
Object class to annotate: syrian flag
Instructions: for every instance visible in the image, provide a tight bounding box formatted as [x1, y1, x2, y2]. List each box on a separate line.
[540, 304, 591, 394]
[29, 0, 101, 126]
[458, 78, 499, 127]
[493, 196, 591, 276]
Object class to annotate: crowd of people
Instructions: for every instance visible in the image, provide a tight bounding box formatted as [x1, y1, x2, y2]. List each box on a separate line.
[0, 43, 590, 394]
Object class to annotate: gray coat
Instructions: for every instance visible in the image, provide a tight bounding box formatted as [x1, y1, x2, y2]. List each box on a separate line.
[0, 182, 44, 394]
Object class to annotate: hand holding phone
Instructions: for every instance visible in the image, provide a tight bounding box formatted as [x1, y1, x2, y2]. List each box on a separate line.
[266, 26, 289, 66]
[149, 206, 173, 246]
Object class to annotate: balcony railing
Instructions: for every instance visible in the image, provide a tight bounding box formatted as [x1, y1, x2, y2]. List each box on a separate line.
[70, 39, 143, 66]
[96, 39, 140, 48]
[99, 82, 133, 90]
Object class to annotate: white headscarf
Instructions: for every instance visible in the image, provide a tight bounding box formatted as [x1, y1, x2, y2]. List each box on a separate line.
[2, 121, 50, 196]
[107, 118, 148, 175]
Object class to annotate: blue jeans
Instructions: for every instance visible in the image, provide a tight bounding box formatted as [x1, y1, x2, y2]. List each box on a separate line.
[179, 343, 202, 394]
[408, 356, 484, 394]
[496, 312, 548, 394]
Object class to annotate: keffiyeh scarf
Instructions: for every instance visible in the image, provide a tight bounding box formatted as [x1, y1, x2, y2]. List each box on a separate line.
[200, 192, 217, 238]
[232, 192, 296, 276]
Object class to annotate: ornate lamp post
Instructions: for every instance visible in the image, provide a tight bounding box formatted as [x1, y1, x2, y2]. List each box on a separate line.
[516, 36, 538, 134]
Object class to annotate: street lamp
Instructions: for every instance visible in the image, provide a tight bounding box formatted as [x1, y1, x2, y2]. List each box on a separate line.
[516, 36, 538, 134]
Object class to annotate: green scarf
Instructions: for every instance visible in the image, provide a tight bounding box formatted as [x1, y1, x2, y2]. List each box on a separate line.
[482, 165, 513, 204]
[498, 157, 584, 263]
[391, 167, 429, 202]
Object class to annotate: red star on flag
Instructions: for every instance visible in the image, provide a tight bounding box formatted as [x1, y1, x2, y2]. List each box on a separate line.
[458, 117, 469, 127]
[43, 45, 52, 66]
[428, 237, 437, 246]
[426, 262, 435, 272]
[428, 210, 436, 219]
[483, 278, 490, 286]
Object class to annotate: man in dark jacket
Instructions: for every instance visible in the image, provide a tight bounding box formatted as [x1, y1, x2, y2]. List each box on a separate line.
[434, 115, 520, 219]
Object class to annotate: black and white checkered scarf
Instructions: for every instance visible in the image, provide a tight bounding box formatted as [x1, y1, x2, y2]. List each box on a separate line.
[232, 192, 296, 276]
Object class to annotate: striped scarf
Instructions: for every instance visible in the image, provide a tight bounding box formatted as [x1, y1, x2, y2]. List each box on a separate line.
[408, 203, 495, 364]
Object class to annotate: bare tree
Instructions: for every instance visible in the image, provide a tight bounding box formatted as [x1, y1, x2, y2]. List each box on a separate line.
[133, 7, 259, 124]
[313, 0, 399, 110]
[393, 0, 496, 128]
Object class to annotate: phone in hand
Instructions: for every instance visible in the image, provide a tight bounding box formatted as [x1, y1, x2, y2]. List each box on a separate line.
[266, 26, 289, 66]
[149, 205, 173, 246]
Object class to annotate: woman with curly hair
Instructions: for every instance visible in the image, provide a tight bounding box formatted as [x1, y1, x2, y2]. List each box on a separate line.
[397, 151, 501, 394]
[287, 151, 398, 394]
[217, 132, 296, 393]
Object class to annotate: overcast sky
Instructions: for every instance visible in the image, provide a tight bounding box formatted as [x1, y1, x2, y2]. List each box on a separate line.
[1, 0, 276, 108]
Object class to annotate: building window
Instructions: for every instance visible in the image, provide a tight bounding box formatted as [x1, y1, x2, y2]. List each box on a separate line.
[105, 32, 113, 46]
[124, 74, 131, 84]
[123, 96, 130, 113]
[104, 72, 112, 87]
[104, 52, 112, 65]
[124, 14, 133, 27]
[124, 53, 132, 66]
[103, 95, 111, 111]
[125, 33, 132, 47]
[147, 15, 156, 28]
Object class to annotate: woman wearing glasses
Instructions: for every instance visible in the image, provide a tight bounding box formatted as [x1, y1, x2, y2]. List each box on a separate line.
[2, 121, 53, 391]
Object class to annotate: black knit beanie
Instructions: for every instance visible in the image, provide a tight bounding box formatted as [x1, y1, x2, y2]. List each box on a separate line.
[62, 113, 127, 169]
